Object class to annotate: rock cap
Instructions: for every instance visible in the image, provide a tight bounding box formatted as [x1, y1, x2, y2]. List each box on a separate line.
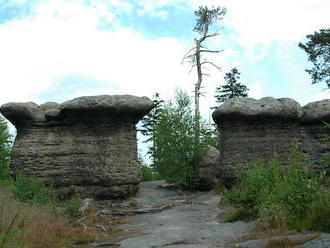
[302, 99, 330, 123]
[0, 95, 154, 127]
[212, 97, 302, 123]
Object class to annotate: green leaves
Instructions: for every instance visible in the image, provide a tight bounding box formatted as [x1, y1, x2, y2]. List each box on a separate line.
[299, 28, 330, 88]
[151, 89, 217, 189]
[193, 6, 226, 35]
[222, 144, 329, 229]
[0, 115, 12, 181]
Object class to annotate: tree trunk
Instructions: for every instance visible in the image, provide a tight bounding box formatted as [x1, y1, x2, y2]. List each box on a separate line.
[195, 39, 202, 142]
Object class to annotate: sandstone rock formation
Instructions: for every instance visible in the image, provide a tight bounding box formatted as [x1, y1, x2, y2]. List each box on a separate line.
[195, 146, 220, 191]
[212, 97, 330, 186]
[0, 95, 154, 199]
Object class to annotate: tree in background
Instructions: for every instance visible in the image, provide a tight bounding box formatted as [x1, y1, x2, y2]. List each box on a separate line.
[0, 115, 12, 180]
[214, 67, 249, 105]
[140, 93, 164, 163]
[151, 89, 217, 189]
[182, 6, 226, 124]
[299, 28, 330, 88]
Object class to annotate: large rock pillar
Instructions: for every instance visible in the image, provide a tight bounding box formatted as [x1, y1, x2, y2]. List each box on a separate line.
[0, 95, 154, 199]
[301, 100, 330, 173]
[212, 97, 303, 186]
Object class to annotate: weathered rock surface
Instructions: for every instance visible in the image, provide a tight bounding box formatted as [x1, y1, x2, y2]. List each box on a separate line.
[212, 97, 330, 186]
[226, 233, 328, 248]
[195, 146, 220, 190]
[91, 180, 256, 248]
[0, 95, 154, 199]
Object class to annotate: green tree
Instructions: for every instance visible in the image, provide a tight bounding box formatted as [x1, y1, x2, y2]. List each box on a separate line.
[182, 5, 226, 125]
[140, 93, 164, 163]
[152, 89, 217, 189]
[214, 67, 249, 105]
[299, 28, 330, 88]
[0, 115, 12, 180]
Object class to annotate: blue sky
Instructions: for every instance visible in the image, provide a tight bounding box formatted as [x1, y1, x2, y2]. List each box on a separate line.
[0, 0, 329, 122]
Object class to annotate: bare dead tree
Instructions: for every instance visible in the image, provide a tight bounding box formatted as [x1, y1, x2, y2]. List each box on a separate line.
[182, 6, 226, 125]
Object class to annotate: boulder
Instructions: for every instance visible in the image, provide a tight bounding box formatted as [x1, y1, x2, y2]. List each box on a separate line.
[0, 95, 154, 199]
[196, 146, 220, 190]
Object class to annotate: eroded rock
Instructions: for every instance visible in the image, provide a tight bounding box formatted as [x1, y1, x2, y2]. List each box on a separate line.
[212, 97, 330, 186]
[195, 146, 220, 190]
[0, 95, 154, 199]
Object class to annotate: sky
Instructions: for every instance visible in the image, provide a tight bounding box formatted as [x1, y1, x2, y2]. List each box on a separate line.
[0, 0, 329, 156]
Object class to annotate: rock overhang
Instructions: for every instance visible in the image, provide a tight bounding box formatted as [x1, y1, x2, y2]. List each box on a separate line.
[212, 97, 330, 123]
[0, 94, 154, 127]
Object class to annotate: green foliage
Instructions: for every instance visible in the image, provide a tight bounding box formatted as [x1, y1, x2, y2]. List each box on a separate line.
[295, 204, 330, 232]
[222, 144, 329, 229]
[65, 198, 81, 217]
[299, 28, 330, 88]
[139, 164, 162, 182]
[214, 67, 249, 105]
[193, 5, 226, 35]
[140, 93, 164, 163]
[152, 89, 216, 189]
[0, 115, 12, 182]
[12, 174, 57, 206]
[227, 207, 258, 222]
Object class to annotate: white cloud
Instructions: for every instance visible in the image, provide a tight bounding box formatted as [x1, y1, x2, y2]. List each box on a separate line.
[307, 90, 330, 104]
[0, 0, 197, 107]
[248, 83, 263, 99]
[190, 0, 330, 48]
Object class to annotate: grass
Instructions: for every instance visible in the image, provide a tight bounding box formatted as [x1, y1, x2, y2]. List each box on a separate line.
[231, 229, 319, 248]
[265, 235, 319, 248]
[0, 181, 125, 248]
[0, 186, 99, 248]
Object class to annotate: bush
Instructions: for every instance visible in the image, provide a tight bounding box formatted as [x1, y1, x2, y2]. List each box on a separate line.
[139, 164, 162, 182]
[151, 89, 216, 189]
[0, 115, 12, 182]
[222, 143, 329, 230]
[65, 198, 81, 217]
[12, 174, 57, 206]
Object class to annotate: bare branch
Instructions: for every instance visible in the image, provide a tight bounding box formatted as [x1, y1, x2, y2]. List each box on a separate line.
[202, 73, 210, 76]
[181, 54, 196, 64]
[95, 224, 106, 232]
[200, 49, 222, 53]
[201, 61, 221, 71]
[205, 32, 220, 38]
[181, 47, 196, 64]
[189, 64, 196, 73]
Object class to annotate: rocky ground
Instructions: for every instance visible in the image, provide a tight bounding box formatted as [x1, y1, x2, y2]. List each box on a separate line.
[88, 181, 329, 248]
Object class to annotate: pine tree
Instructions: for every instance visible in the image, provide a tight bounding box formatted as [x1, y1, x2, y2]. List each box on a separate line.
[299, 28, 330, 88]
[140, 93, 164, 161]
[214, 67, 249, 105]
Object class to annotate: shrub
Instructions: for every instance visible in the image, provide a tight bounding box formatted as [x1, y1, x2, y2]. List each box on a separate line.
[64, 198, 81, 217]
[12, 174, 57, 206]
[222, 143, 329, 230]
[0, 187, 96, 248]
[139, 164, 162, 182]
[295, 203, 330, 232]
[152, 89, 217, 189]
[0, 115, 12, 183]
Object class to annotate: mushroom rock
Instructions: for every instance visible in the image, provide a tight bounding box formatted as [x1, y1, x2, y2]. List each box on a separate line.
[301, 99, 330, 172]
[0, 95, 154, 199]
[212, 97, 329, 186]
